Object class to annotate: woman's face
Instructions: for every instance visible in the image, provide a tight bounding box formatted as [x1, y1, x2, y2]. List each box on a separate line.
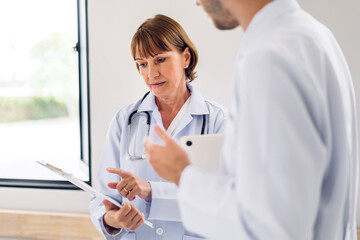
[135, 45, 190, 99]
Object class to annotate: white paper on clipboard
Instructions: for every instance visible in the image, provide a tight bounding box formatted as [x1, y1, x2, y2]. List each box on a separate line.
[36, 160, 154, 228]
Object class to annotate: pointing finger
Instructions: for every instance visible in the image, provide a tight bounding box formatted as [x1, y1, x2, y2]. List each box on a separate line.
[143, 137, 154, 153]
[144, 137, 164, 163]
[153, 125, 172, 144]
[144, 136, 164, 155]
[106, 167, 129, 177]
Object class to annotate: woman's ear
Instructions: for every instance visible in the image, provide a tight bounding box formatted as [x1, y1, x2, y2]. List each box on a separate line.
[184, 47, 191, 68]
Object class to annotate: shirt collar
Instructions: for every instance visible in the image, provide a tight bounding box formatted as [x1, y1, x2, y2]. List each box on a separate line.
[239, 0, 301, 52]
[137, 91, 156, 113]
[137, 83, 209, 115]
[186, 83, 209, 115]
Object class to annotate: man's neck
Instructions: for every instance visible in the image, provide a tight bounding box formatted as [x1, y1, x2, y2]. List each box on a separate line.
[229, 0, 274, 31]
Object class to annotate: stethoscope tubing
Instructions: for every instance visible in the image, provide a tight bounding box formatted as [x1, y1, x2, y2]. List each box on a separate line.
[127, 92, 206, 160]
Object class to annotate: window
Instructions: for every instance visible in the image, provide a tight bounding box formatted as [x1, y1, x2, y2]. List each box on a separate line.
[0, 0, 90, 188]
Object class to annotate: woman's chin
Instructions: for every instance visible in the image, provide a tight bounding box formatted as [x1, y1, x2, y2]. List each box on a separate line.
[151, 87, 167, 97]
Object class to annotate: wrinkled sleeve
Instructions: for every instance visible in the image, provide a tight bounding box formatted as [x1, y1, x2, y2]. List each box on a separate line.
[178, 50, 327, 240]
[146, 181, 182, 221]
[89, 114, 129, 239]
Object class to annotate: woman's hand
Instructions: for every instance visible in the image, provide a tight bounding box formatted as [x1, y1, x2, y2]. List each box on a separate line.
[103, 200, 144, 231]
[107, 168, 152, 200]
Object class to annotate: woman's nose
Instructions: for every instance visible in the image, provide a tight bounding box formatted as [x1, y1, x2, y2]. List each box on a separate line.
[148, 64, 159, 80]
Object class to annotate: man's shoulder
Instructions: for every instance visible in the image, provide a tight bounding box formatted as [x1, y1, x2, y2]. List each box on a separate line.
[240, 27, 329, 72]
[242, 10, 332, 62]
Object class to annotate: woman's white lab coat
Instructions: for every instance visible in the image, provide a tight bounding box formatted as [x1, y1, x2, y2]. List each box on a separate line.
[90, 83, 228, 240]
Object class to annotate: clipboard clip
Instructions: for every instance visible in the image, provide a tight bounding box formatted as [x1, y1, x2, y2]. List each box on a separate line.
[36, 160, 73, 177]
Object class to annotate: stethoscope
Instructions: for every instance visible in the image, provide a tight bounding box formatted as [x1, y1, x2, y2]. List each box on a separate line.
[127, 91, 207, 160]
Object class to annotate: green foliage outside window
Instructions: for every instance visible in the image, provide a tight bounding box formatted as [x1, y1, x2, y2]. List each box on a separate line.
[0, 96, 68, 123]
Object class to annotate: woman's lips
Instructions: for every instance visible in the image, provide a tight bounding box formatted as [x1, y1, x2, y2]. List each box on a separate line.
[151, 82, 165, 88]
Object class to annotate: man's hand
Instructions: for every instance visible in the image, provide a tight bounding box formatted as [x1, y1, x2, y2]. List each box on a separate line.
[144, 125, 191, 185]
[103, 200, 144, 231]
[107, 168, 152, 201]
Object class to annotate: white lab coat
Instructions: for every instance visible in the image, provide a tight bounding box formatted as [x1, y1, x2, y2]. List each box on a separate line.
[178, 0, 358, 240]
[90, 83, 228, 240]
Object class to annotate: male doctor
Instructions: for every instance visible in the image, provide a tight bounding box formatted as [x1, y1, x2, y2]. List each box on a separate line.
[144, 0, 358, 239]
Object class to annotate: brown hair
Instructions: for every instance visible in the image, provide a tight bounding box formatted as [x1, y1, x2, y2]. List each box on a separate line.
[131, 14, 198, 82]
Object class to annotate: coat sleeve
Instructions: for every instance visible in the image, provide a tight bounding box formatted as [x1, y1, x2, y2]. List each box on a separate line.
[178, 49, 328, 240]
[146, 181, 182, 221]
[89, 113, 129, 239]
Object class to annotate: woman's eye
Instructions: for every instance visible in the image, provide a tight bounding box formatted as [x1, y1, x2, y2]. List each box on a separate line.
[156, 58, 166, 63]
[138, 62, 147, 68]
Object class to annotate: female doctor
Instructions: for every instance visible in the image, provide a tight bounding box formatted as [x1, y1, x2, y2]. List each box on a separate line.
[90, 14, 227, 240]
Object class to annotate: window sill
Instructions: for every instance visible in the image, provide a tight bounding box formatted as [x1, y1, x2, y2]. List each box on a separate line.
[0, 210, 102, 240]
[1, 209, 359, 240]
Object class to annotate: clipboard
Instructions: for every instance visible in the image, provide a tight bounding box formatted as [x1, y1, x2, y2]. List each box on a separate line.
[36, 160, 154, 228]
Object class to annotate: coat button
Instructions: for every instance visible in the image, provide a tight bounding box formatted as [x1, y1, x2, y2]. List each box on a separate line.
[156, 227, 164, 235]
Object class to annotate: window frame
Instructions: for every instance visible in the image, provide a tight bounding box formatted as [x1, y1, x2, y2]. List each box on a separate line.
[0, 0, 91, 190]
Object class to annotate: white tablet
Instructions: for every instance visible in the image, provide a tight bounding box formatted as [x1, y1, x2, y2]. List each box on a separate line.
[180, 134, 224, 173]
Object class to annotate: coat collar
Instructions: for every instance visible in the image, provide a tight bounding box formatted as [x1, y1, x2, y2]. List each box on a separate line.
[137, 83, 209, 116]
[239, 0, 301, 53]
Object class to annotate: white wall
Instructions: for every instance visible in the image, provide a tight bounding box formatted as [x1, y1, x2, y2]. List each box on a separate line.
[1, 0, 359, 224]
